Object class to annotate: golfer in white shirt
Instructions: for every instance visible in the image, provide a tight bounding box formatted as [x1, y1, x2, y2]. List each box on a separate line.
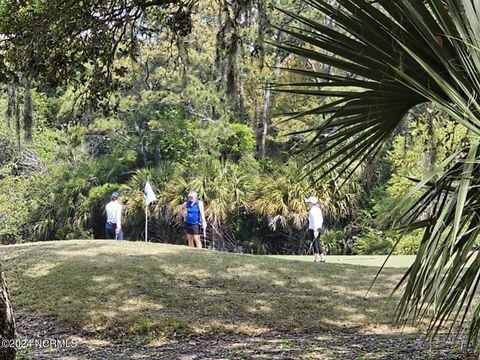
[105, 191, 123, 240]
[306, 196, 325, 262]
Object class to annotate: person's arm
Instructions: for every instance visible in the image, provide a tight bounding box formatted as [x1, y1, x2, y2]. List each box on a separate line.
[181, 202, 186, 220]
[307, 209, 313, 230]
[313, 208, 323, 238]
[199, 201, 206, 227]
[317, 207, 323, 230]
[116, 204, 122, 233]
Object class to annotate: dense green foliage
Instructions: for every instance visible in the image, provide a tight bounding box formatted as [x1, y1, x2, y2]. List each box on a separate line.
[277, 0, 480, 348]
[1, 0, 480, 353]
[0, 0, 461, 257]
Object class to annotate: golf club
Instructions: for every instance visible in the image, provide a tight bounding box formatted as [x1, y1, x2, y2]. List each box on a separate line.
[307, 237, 315, 255]
[203, 224, 207, 249]
[307, 230, 322, 255]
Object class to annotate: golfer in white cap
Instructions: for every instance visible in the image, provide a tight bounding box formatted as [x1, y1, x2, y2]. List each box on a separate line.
[183, 190, 206, 248]
[306, 196, 325, 262]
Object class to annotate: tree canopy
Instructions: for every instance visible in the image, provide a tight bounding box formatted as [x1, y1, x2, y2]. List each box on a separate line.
[0, 0, 194, 100]
[1, 0, 480, 351]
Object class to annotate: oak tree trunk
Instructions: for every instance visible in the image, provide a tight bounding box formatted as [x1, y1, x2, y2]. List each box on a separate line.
[6, 82, 21, 149]
[0, 264, 16, 360]
[15, 85, 21, 150]
[23, 78, 33, 142]
[6, 83, 16, 130]
[258, 30, 287, 159]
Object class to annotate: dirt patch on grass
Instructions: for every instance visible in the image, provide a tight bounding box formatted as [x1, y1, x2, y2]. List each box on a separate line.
[14, 310, 476, 360]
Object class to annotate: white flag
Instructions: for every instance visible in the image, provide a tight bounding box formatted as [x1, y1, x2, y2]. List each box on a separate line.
[144, 181, 157, 205]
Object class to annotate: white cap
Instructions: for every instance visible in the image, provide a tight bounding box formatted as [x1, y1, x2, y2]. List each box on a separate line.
[305, 196, 318, 205]
[188, 191, 198, 197]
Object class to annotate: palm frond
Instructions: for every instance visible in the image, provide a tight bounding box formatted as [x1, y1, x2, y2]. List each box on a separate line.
[276, 0, 480, 175]
[278, 0, 480, 347]
[395, 144, 480, 343]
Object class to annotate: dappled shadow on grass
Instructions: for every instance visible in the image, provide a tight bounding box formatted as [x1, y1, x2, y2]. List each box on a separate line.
[0, 240, 407, 340]
[14, 310, 476, 360]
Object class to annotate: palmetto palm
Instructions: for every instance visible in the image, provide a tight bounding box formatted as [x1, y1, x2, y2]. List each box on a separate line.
[277, 0, 480, 347]
[254, 158, 364, 229]
[122, 165, 176, 240]
[155, 158, 257, 249]
[255, 160, 311, 231]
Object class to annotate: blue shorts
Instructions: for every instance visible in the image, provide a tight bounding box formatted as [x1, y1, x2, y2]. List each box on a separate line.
[185, 223, 201, 235]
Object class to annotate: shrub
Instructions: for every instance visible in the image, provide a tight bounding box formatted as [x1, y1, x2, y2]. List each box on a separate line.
[219, 123, 255, 161]
[0, 176, 32, 243]
[352, 230, 395, 255]
[352, 229, 422, 255]
[321, 229, 345, 255]
[393, 231, 422, 255]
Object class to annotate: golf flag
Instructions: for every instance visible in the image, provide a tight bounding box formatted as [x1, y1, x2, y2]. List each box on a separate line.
[144, 181, 157, 205]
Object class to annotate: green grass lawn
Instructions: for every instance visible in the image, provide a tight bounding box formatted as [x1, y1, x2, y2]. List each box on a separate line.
[0, 240, 413, 340]
[270, 254, 415, 268]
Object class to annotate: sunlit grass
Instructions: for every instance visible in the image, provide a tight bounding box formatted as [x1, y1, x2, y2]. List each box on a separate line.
[0, 240, 412, 339]
[269, 254, 415, 268]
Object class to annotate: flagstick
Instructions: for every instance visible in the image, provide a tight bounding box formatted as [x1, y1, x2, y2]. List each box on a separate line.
[203, 225, 207, 249]
[145, 203, 148, 242]
[144, 180, 157, 243]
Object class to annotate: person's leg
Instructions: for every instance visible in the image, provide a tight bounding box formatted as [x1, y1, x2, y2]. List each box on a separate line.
[309, 230, 319, 261]
[193, 234, 202, 248]
[186, 234, 194, 247]
[105, 223, 114, 239]
[185, 223, 194, 246]
[318, 229, 326, 261]
[116, 230, 124, 240]
[313, 237, 321, 262]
